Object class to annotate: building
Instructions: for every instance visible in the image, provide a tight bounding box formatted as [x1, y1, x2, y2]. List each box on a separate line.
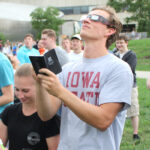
[0, 0, 137, 41]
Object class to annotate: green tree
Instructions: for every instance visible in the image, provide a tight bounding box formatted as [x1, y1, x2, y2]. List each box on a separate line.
[0, 32, 6, 44]
[30, 7, 64, 39]
[107, 0, 150, 35]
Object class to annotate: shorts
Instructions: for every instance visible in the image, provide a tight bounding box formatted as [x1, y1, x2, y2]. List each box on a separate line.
[127, 87, 139, 118]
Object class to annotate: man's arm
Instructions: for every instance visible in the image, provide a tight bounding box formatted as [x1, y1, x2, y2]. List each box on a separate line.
[147, 77, 150, 90]
[55, 87, 123, 131]
[37, 69, 123, 131]
[46, 135, 60, 150]
[35, 81, 61, 121]
[0, 120, 8, 146]
[0, 85, 14, 106]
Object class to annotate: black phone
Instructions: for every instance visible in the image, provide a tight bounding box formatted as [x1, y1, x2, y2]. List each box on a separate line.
[29, 49, 62, 75]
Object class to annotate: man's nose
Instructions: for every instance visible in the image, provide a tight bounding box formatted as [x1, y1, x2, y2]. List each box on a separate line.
[82, 17, 91, 24]
[80, 15, 91, 24]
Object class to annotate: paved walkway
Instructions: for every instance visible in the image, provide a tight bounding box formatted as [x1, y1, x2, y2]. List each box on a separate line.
[136, 71, 150, 79]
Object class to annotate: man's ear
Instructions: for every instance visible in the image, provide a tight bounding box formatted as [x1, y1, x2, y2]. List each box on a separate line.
[105, 27, 116, 38]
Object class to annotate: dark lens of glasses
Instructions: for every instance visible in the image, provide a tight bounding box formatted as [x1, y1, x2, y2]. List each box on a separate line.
[87, 15, 111, 26]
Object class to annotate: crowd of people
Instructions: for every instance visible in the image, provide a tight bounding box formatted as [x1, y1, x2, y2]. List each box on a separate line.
[0, 5, 149, 150]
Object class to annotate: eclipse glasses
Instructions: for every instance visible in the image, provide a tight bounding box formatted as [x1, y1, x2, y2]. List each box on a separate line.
[81, 14, 113, 27]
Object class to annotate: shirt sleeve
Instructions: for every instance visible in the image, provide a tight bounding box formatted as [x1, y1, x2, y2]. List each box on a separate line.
[99, 70, 133, 110]
[55, 48, 69, 67]
[42, 115, 60, 138]
[0, 60, 14, 88]
[0, 105, 13, 125]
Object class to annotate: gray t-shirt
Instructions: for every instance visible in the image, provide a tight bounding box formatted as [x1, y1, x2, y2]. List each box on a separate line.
[58, 53, 133, 150]
[55, 46, 69, 66]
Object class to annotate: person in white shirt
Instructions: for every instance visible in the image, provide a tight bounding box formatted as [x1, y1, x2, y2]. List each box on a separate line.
[2, 43, 12, 55]
[68, 34, 83, 62]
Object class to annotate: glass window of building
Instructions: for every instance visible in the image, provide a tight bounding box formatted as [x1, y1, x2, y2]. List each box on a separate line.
[58, 6, 89, 15]
[81, 6, 89, 14]
[73, 7, 80, 14]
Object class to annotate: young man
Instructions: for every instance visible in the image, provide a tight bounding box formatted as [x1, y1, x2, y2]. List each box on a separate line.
[0, 52, 14, 115]
[37, 40, 45, 55]
[115, 35, 140, 140]
[0, 64, 60, 150]
[69, 34, 84, 62]
[17, 34, 40, 64]
[35, 6, 133, 150]
[41, 29, 69, 66]
[61, 37, 72, 53]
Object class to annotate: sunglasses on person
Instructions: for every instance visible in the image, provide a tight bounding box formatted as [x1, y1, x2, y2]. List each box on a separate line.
[81, 14, 113, 26]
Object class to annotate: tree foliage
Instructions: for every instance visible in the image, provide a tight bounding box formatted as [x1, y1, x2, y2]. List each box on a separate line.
[0, 33, 6, 44]
[30, 7, 64, 39]
[107, 0, 150, 34]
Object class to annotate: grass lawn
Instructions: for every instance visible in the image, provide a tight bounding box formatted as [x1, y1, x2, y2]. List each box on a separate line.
[120, 78, 150, 150]
[110, 38, 150, 71]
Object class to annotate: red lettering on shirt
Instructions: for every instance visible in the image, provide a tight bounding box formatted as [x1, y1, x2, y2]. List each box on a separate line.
[90, 72, 100, 88]
[80, 92, 85, 101]
[66, 72, 71, 87]
[95, 92, 100, 105]
[71, 72, 80, 87]
[69, 91, 100, 105]
[66, 72, 100, 90]
[82, 72, 94, 88]
[72, 91, 78, 96]
[86, 92, 94, 103]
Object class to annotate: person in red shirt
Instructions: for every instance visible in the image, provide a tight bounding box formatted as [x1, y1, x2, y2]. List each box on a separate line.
[38, 40, 45, 55]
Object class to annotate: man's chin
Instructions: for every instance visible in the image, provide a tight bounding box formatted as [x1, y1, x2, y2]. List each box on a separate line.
[80, 32, 86, 40]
